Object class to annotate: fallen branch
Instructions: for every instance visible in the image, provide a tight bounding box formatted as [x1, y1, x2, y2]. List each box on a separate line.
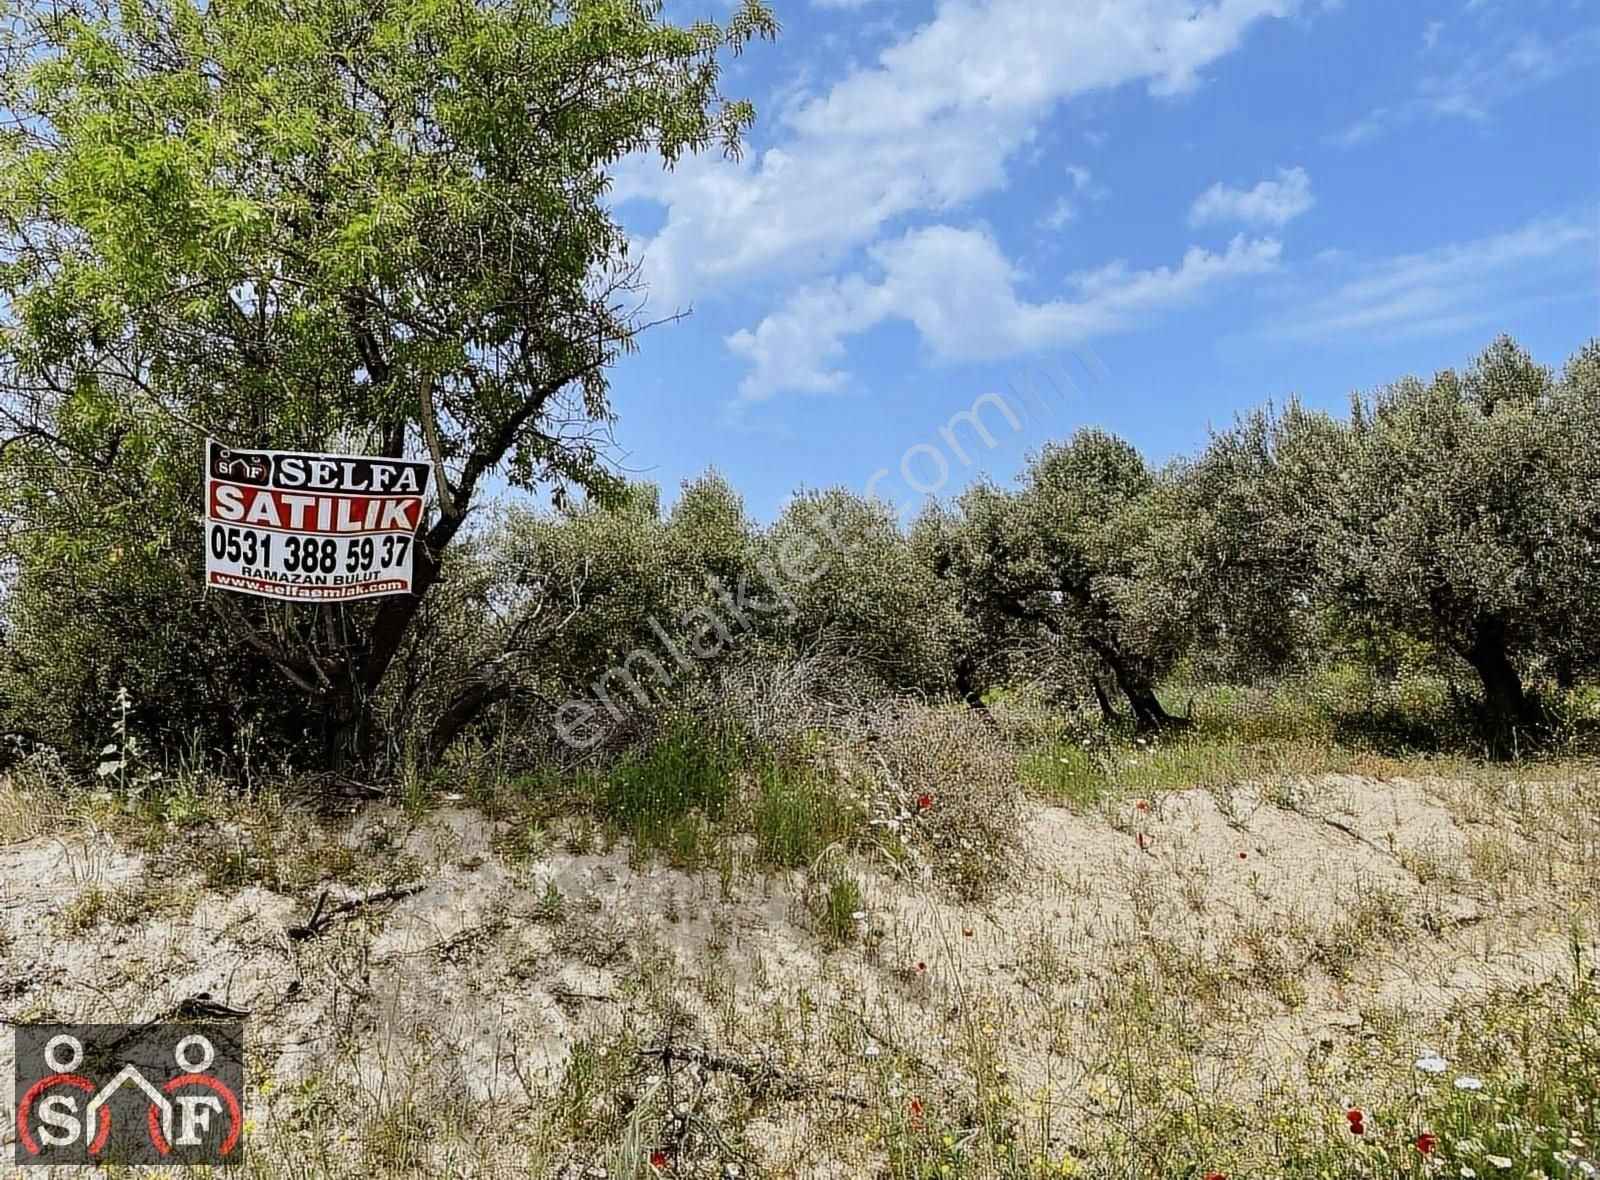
[161, 992, 252, 1022]
[57, 996, 252, 1063]
[639, 1042, 870, 1108]
[551, 985, 618, 1005]
[1304, 811, 1396, 858]
[287, 883, 424, 940]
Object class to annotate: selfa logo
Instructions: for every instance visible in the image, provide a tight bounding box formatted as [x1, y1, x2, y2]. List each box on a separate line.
[13, 1022, 245, 1166]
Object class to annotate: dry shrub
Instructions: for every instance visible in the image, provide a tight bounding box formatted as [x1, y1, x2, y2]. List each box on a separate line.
[985, 682, 1099, 748]
[0, 750, 75, 842]
[703, 644, 878, 753]
[859, 701, 1021, 899]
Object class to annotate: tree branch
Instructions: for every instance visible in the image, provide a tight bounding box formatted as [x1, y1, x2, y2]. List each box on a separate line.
[418, 368, 455, 517]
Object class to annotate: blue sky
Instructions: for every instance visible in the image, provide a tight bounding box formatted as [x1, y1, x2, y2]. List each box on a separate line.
[600, 0, 1598, 521]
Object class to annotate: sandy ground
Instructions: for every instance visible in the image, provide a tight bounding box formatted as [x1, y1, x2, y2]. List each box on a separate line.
[0, 771, 1594, 1177]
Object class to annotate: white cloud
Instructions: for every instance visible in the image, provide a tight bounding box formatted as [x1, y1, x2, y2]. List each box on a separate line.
[620, 0, 1298, 308]
[1037, 167, 1106, 231]
[1038, 198, 1078, 231]
[1267, 216, 1596, 340]
[1329, 110, 1388, 146]
[1331, 26, 1594, 144]
[1419, 31, 1572, 119]
[1065, 165, 1097, 194]
[728, 227, 1281, 399]
[1189, 167, 1314, 228]
[1066, 165, 1111, 204]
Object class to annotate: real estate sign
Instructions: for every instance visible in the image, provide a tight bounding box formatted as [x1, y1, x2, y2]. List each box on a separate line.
[204, 440, 431, 602]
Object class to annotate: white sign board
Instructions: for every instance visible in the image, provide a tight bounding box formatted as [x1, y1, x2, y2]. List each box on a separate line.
[204, 439, 431, 602]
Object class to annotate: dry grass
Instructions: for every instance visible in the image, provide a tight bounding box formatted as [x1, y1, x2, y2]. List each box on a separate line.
[0, 750, 75, 843]
[2, 702, 1597, 1179]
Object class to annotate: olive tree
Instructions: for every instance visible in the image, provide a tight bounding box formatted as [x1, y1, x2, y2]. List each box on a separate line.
[1543, 341, 1600, 689]
[761, 488, 957, 698]
[1146, 402, 1339, 682]
[946, 431, 1183, 730]
[472, 475, 764, 754]
[1327, 336, 1589, 746]
[662, 470, 757, 599]
[0, 0, 775, 769]
[483, 484, 679, 750]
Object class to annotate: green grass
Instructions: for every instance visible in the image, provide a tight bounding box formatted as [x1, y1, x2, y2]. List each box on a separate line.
[1404, 953, 1599, 1180]
[593, 719, 741, 859]
[601, 720, 739, 821]
[1017, 740, 1107, 807]
[751, 759, 858, 868]
[574, 720, 866, 872]
[1019, 727, 1345, 804]
[1016, 670, 1528, 806]
[816, 874, 864, 945]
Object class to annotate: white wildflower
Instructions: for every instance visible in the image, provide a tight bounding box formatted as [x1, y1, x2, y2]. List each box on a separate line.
[1454, 1075, 1484, 1091]
[1485, 1157, 1511, 1171]
[1415, 1049, 1448, 1074]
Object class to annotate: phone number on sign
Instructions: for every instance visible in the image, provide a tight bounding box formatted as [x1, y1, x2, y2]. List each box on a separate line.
[208, 524, 413, 575]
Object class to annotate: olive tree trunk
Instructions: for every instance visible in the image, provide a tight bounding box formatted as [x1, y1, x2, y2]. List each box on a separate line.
[1462, 625, 1542, 753]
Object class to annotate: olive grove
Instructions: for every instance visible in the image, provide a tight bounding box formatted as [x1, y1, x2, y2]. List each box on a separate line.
[0, 2, 1591, 771]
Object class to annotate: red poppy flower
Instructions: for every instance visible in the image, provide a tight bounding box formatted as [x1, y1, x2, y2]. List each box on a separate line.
[649, 1148, 668, 1169]
[1134, 799, 1150, 812]
[1239, 851, 1248, 860]
[916, 793, 933, 811]
[916, 960, 927, 972]
[1415, 1132, 1436, 1155]
[909, 1098, 925, 1130]
[1204, 1174, 1227, 1180]
[1345, 1109, 1365, 1135]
